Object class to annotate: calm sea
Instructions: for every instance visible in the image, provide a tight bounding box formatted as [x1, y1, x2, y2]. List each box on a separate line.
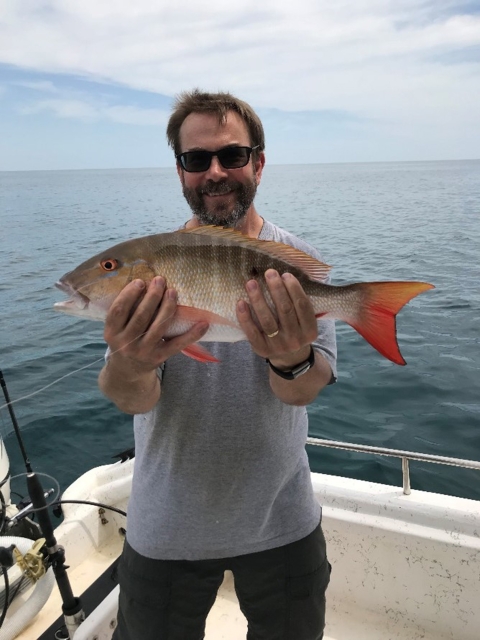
[1, 161, 480, 501]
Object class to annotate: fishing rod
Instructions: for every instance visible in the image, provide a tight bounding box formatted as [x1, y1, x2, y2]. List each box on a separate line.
[0, 369, 85, 638]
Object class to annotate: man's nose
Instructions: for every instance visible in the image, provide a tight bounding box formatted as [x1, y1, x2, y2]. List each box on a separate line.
[204, 155, 229, 180]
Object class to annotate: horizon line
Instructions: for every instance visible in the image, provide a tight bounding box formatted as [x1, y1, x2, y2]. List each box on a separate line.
[1, 157, 479, 173]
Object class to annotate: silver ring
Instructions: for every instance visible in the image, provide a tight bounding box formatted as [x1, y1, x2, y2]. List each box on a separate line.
[266, 329, 279, 338]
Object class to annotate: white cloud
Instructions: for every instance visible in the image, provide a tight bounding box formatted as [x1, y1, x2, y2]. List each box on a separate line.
[1, 1, 479, 130]
[20, 95, 169, 125]
[104, 105, 168, 126]
[21, 98, 99, 120]
[13, 80, 60, 93]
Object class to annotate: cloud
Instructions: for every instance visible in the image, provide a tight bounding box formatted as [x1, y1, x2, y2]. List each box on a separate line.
[0, 1, 479, 167]
[20, 95, 169, 126]
[21, 98, 98, 120]
[103, 105, 168, 126]
[13, 79, 60, 93]
[0, 1, 478, 122]
[12, 78, 170, 126]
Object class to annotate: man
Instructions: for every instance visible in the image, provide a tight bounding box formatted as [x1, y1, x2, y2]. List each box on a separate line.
[100, 90, 337, 640]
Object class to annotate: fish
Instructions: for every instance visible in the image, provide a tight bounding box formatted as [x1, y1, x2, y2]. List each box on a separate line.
[54, 226, 434, 365]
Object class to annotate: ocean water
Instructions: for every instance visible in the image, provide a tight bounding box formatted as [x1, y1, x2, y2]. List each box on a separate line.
[1, 161, 480, 502]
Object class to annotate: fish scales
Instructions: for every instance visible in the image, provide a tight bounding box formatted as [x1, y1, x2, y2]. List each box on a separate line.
[147, 243, 310, 322]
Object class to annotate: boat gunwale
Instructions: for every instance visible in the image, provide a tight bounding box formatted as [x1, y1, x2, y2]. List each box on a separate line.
[307, 437, 480, 469]
[307, 436, 480, 496]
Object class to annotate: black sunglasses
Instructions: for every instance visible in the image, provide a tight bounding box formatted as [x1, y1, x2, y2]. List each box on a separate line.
[176, 145, 260, 173]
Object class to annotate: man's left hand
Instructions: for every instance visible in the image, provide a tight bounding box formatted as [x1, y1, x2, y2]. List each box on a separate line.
[236, 269, 318, 369]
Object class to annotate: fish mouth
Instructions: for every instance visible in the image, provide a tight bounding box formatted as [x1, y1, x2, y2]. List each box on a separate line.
[54, 281, 90, 311]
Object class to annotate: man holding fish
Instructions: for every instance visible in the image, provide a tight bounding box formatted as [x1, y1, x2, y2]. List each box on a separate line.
[38, 89, 424, 638]
[53, 89, 432, 638]
[97, 90, 336, 640]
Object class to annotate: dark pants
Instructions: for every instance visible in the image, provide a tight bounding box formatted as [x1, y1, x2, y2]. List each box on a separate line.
[113, 523, 330, 640]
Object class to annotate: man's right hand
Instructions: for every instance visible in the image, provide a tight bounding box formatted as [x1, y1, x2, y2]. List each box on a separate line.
[99, 276, 208, 414]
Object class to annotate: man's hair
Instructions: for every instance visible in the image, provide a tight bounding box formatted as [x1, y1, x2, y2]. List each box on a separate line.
[166, 89, 265, 158]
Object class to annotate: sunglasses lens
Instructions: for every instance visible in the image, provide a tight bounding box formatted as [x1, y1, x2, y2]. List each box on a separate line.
[217, 147, 250, 168]
[181, 151, 211, 172]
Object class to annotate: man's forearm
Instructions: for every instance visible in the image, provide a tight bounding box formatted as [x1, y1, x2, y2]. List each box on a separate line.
[98, 357, 161, 415]
[268, 350, 332, 406]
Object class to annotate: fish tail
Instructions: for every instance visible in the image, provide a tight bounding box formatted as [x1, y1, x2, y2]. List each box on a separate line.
[322, 281, 434, 365]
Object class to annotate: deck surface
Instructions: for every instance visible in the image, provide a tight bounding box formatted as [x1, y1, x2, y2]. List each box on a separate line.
[14, 548, 450, 640]
[206, 571, 444, 640]
[15, 536, 123, 640]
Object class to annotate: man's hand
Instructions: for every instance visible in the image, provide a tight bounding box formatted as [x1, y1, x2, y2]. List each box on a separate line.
[99, 276, 208, 414]
[105, 276, 208, 372]
[236, 269, 332, 405]
[235, 269, 318, 368]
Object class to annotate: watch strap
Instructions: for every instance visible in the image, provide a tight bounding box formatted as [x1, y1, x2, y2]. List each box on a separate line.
[266, 345, 315, 380]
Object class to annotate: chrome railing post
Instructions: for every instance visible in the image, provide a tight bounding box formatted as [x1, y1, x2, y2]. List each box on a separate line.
[402, 457, 411, 495]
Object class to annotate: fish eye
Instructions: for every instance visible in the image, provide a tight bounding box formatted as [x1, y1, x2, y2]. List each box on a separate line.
[101, 258, 119, 271]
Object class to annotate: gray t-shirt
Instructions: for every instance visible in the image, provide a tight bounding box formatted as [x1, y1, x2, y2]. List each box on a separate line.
[126, 220, 337, 560]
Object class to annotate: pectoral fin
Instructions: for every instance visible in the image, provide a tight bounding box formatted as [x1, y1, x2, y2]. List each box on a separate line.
[181, 343, 220, 363]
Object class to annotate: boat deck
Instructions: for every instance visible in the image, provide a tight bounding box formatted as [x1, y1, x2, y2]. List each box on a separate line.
[15, 535, 123, 640]
[207, 571, 445, 640]
[16, 546, 446, 640]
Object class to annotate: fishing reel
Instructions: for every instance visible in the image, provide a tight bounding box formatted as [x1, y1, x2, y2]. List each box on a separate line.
[12, 537, 48, 583]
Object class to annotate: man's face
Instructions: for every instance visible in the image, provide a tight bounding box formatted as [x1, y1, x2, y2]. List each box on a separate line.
[177, 111, 264, 228]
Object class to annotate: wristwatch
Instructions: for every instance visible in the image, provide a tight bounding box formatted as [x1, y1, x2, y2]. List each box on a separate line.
[266, 345, 315, 380]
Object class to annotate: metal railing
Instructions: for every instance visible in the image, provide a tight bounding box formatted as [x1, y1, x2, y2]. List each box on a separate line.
[306, 437, 480, 495]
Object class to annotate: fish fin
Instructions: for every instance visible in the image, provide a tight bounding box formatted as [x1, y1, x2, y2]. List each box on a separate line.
[181, 343, 220, 363]
[176, 305, 237, 327]
[178, 226, 331, 282]
[342, 281, 435, 365]
[175, 306, 234, 363]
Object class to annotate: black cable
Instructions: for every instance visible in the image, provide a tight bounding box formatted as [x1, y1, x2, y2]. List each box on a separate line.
[6, 573, 27, 614]
[51, 500, 127, 518]
[0, 554, 44, 630]
[0, 566, 10, 629]
[6, 497, 126, 528]
[0, 490, 6, 535]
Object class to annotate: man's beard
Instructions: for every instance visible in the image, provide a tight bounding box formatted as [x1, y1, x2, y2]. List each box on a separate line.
[182, 177, 257, 228]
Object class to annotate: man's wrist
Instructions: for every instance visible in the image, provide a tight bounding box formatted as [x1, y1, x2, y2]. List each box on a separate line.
[266, 346, 315, 380]
[107, 352, 159, 381]
[266, 345, 313, 371]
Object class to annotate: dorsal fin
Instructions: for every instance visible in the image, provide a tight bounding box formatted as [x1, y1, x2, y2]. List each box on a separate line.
[177, 226, 332, 283]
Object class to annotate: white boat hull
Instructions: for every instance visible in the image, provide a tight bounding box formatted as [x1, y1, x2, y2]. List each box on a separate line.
[8, 458, 480, 640]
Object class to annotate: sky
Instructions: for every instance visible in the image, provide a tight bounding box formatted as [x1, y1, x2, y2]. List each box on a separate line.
[1, 0, 479, 171]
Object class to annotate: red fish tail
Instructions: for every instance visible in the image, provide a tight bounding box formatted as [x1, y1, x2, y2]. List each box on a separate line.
[333, 281, 434, 365]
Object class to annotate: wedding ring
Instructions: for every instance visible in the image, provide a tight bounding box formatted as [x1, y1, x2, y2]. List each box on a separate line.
[266, 329, 279, 338]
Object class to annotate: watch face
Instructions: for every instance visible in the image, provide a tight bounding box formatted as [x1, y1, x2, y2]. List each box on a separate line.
[291, 361, 312, 378]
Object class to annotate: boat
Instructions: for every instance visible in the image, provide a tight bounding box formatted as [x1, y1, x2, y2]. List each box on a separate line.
[0, 426, 479, 640]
